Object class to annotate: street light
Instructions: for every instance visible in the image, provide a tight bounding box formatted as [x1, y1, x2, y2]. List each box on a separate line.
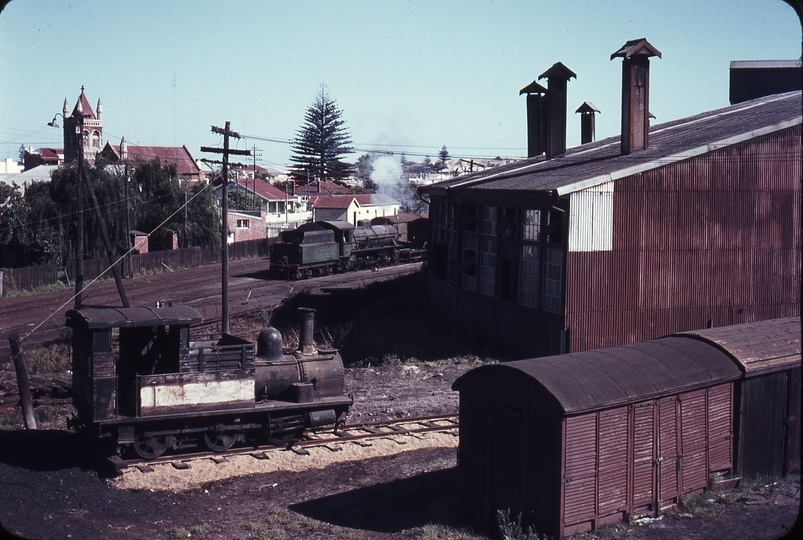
[48, 106, 85, 308]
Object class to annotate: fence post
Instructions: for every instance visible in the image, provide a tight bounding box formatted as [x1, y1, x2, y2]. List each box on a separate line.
[8, 335, 37, 430]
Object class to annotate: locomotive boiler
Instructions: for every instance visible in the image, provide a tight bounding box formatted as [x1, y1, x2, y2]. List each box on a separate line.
[269, 218, 427, 279]
[66, 305, 351, 459]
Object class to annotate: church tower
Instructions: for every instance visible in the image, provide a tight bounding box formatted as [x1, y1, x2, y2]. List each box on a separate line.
[63, 86, 103, 164]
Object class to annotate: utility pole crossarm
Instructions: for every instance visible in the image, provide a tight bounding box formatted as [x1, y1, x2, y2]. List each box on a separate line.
[200, 146, 251, 156]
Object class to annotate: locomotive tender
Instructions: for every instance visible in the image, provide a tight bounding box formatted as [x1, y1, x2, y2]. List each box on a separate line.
[66, 305, 351, 459]
[269, 218, 426, 279]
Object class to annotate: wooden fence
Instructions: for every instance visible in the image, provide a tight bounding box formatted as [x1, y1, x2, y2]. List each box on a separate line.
[1, 238, 270, 295]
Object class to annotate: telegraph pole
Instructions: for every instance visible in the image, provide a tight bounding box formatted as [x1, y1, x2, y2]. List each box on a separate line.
[75, 115, 84, 308]
[251, 145, 262, 211]
[201, 122, 250, 334]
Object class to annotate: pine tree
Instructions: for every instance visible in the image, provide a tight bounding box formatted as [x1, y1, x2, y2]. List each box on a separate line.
[290, 84, 354, 183]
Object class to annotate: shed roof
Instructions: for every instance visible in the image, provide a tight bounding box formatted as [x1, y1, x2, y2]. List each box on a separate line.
[675, 317, 801, 376]
[422, 91, 801, 197]
[66, 305, 203, 329]
[452, 336, 741, 414]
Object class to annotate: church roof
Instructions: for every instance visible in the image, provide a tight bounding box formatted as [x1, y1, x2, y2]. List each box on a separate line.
[72, 92, 96, 120]
[102, 143, 201, 177]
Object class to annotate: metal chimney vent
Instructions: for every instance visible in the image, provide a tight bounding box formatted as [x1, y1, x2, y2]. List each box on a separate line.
[611, 38, 661, 154]
[575, 102, 601, 144]
[538, 62, 577, 158]
[520, 80, 548, 158]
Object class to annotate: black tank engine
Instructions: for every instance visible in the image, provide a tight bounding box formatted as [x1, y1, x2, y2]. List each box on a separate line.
[66, 305, 351, 459]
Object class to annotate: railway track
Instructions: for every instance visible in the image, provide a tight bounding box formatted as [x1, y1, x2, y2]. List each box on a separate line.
[111, 413, 459, 473]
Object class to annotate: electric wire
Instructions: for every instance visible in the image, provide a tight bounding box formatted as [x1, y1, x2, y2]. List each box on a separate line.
[11, 179, 216, 348]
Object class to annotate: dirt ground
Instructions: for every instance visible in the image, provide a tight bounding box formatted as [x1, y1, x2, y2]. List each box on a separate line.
[0, 362, 799, 540]
[0, 264, 800, 540]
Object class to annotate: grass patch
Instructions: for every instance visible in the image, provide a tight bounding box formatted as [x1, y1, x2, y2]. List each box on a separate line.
[24, 339, 72, 375]
[415, 523, 486, 539]
[245, 510, 356, 540]
[166, 522, 218, 538]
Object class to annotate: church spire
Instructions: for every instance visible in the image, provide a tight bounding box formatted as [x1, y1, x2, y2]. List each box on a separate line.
[96, 98, 103, 121]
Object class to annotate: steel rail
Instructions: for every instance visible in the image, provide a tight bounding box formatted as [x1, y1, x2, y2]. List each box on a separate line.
[112, 413, 459, 472]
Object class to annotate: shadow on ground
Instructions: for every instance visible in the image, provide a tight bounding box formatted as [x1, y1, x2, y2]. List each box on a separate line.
[290, 467, 470, 533]
[0, 429, 112, 475]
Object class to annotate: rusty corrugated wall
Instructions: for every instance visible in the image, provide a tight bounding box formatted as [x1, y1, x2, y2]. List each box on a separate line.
[565, 124, 801, 352]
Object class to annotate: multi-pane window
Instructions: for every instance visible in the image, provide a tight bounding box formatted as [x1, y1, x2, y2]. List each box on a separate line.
[518, 244, 540, 308]
[236, 219, 249, 229]
[523, 209, 541, 241]
[542, 247, 564, 313]
[481, 206, 497, 236]
[479, 238, 496, 296]
[462, 236, 478, 292]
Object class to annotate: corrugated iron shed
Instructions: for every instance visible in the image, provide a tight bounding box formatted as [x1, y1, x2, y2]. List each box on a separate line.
[423, 91, 801, 195]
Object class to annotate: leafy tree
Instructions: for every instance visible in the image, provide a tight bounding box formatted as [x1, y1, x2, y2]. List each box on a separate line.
[289, 84, 354, 183]
[0, 157, 221, 268]
[354, 153, 377, 192]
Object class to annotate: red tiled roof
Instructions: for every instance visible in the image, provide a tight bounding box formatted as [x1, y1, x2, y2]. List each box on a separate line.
[39, 148, 62, 160]
[234, 177, 287, 200]
[126, 145, 200, 176]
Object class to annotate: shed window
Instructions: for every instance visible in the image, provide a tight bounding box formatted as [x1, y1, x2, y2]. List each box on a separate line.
[542, 247, 563, 313]
[479, 238, 496, 296]
[236, 219, 249, 229]
[500, 207, 516, 238]
[464, 204, 478, 233]
[462, 236, 478, 292]
[518, 244, 540, 308]
[481, 206, 497, 236]
[523, 209, 541, 241]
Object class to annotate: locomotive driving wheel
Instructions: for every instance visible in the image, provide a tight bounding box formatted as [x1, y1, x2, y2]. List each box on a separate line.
[203, 432, 236, 453]
[133, 435, 174, 460]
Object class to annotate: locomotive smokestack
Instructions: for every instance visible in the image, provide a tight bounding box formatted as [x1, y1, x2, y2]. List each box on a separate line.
[298, 307, 317, 355]
[611, 38, 661, 154]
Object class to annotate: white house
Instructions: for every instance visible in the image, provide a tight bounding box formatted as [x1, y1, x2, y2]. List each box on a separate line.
[310, 193, 401, 225]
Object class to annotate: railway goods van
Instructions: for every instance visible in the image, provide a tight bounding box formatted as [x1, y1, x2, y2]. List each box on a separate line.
[452, 316, 800, 539]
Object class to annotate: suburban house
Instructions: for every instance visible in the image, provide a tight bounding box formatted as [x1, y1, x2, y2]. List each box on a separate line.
[225, 210, 267, 244]
[22, 147, 62, 170]
[100, 138, 204, 184]
[420, 39, 801, 358]
[310, 193, 401, 225]
[218, 177, 311, 239]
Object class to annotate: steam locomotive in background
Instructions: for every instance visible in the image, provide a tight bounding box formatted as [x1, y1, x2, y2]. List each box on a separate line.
[269, 215, 429, 279]
[67, 305, 351, 460]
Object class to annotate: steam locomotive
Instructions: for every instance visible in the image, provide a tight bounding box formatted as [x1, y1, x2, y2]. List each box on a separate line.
[66, 305, 351, 459]
[269, 216, 428, 279]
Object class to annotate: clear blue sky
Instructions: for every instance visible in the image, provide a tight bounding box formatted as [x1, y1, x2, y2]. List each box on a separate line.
[1, 0, 800, 169]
